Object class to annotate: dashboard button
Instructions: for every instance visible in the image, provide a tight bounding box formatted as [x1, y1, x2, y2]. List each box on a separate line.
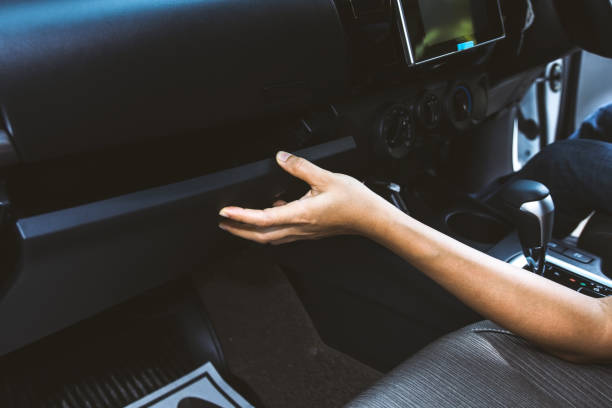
[563, 249, 594, 264]
[579, 287, 607, 298]
[547, 241, 565, 254]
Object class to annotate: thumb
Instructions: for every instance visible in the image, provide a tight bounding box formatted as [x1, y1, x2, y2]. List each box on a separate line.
[276, 151, 329, 186]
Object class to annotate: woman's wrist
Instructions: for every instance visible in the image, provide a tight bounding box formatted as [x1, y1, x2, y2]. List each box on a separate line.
[356, 195, 407, 242]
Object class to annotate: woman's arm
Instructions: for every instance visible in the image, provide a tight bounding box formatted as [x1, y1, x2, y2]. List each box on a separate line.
[219, 152, 612, 363]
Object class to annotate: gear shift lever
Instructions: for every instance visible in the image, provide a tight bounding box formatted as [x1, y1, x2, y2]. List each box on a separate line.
[501, 180, 555, 274]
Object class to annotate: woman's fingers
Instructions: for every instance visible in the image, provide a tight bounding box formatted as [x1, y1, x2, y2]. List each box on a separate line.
[269, 236, 300, 246]
[218, 152, 330, 228]
[269, 230, 341, 246]
[216, 152, 361, 245]
[220, 199, 309, 227]
[218, 220, 311, 244]
[276, 151, 330, 187]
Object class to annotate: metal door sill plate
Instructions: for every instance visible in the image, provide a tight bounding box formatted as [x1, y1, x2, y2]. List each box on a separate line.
[124, 362, 254, 408]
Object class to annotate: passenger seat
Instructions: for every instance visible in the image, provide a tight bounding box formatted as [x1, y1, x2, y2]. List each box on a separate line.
[345, 321, 612, 407]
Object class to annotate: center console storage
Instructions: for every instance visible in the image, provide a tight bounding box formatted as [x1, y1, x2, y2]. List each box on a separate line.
[445, 210, 511, 245]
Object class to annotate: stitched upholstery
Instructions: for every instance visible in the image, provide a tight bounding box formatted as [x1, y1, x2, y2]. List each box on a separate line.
[346, 321, 612, 408]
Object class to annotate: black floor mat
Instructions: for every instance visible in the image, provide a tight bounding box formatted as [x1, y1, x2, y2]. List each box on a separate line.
[194, 251, 382, 408]
[0, 280, 259, 408]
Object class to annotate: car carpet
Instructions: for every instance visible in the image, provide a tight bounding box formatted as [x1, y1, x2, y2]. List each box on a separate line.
[193, 250, 382, 408]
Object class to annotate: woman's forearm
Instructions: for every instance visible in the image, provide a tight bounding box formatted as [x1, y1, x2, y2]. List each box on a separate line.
[368, 202, 612, 362]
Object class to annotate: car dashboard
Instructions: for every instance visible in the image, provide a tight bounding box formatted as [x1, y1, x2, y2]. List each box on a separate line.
[0, 0, 578, 356]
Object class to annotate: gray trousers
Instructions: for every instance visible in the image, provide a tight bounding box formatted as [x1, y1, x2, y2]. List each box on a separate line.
[346, 321, 612, 408]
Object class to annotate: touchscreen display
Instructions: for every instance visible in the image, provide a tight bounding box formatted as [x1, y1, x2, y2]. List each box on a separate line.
[397, 0, 504, 65]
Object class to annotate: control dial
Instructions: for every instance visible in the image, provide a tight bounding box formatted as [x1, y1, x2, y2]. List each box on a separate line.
[451, 85, 473, 122]
[445, 82, 488, 131]
[377, 104, 416, 159]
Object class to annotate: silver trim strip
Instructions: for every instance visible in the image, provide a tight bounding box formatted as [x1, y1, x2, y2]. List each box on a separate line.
[411, 35, 506, 67]
[395, 0, 506, 66]
[512, 117, 521, 171]
[509, 253, 612, 289]
[394, 0, 414, 64]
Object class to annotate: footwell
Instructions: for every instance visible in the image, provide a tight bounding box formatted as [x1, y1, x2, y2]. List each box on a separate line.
[0, 280, 258, 408]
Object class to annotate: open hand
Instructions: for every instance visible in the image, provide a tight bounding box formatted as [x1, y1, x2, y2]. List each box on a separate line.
[218, 151, 393, 245]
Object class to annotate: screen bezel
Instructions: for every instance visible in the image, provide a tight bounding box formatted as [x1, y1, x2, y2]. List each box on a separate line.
[395, 0, 506, 66]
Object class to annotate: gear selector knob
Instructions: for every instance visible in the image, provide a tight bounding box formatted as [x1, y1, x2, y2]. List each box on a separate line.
[501, 180, 555, 274]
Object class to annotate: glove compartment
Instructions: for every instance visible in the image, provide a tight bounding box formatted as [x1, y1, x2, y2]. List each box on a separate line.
[0, 137, 359, 356]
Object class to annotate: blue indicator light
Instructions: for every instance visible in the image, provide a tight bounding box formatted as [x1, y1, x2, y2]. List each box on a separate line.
[457, 41, 475, 51]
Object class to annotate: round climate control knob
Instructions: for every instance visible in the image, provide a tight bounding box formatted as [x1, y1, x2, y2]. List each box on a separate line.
[451, 85, 473, 122]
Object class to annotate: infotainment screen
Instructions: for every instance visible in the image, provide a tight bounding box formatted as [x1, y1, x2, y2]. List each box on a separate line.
[396, 0, 505, 65]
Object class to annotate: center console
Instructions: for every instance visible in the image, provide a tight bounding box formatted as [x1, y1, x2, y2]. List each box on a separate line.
[495, 179, 612, 298]
[509, 243, 612, 298]
[442, 178, 612, 298]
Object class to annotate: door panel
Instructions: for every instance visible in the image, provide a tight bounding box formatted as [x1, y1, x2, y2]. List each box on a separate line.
[575, 51, 612, 126]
